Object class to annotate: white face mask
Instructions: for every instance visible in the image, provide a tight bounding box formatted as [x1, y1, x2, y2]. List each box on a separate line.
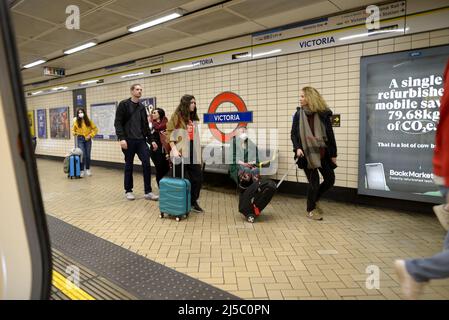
[240, 133, 248, 140]
[78, 113, 84, 118]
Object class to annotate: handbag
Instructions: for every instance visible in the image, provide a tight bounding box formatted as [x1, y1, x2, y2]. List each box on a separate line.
[295, 155, 307, 169]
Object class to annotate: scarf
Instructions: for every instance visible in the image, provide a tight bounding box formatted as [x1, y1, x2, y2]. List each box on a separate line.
[299, 107, 328, 169]
[152, 117, 168, 132]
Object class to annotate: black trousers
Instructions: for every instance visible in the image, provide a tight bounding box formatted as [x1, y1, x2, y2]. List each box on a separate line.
[303, 157, 335, 212]
[150, 144, 170, 186]
[122, 139, 152, 194]
[173, 161, 203, 204]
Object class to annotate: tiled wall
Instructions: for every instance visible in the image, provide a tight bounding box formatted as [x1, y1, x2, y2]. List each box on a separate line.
[26, 29, 449, 188]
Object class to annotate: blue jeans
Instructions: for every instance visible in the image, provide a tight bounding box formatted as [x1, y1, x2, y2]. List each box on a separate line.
[121, 139, 152, 194]
[406, 231, 449, 282]
[77, 136, 92, 171]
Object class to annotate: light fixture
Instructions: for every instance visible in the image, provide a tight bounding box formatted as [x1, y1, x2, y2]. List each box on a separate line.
[339, 27, 408, 41]
[170, 64, 196, 71]
[31, 91, 43, 95]
[52, 86, 68, 91]
[64, 42, 97, 55]
[80, 79, 100, 85]
[129, 12, 182, 33]
[23, 59, 46, 69]
[121, 72, 144, 79]
[252, 49, 282, 58]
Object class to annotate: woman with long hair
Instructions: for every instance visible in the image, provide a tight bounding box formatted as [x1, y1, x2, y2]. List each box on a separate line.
[72, 108, 98, 177]
[166, 94, 204, 212]
[290, 87, 337, 220]
[148, 107, 170, 186]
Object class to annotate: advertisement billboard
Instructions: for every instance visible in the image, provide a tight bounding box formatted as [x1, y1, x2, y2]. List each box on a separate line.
[359, 45, 449, 203]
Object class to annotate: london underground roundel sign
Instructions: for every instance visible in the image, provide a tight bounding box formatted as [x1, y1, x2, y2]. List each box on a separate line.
[204, 92, 252, 143]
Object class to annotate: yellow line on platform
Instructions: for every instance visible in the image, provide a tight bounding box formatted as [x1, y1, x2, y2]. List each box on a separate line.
[52, 270, 96, 300]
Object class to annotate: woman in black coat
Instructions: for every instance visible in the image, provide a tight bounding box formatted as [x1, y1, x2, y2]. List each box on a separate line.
[290, 86, 337, 221]
[148, 108, 170, 186]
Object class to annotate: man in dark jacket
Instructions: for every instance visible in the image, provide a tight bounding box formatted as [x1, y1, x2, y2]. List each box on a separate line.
[114, 84, 158, 201]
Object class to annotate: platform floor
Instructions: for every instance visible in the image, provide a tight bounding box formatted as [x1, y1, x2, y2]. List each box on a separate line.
[38, 159, 449, 300]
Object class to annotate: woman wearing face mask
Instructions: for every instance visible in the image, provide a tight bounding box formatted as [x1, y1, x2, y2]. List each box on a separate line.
[148, 107, 170, 186]
[166, 94, 204, 213]
[290, 87, 337, 221]
[72, 108, 98, 177]
[229, 125, 260, 191]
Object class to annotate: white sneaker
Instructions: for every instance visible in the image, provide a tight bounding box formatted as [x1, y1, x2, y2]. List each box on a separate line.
[394, 259, 427, 300]
[144, 192, 159, 201]
[80, 171, 85, 178]
[125, 192, 135, 201]
[86, 169, 92, 176]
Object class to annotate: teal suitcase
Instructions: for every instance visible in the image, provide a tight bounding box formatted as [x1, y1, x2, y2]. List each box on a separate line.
[159, 159, 191, 222]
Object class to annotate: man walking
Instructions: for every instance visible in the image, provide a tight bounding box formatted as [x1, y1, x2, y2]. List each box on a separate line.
[114, 84, 158, 201]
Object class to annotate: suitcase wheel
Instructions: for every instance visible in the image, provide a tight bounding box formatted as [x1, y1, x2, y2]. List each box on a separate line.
[159, 212, 164, 219]
[175, 216, 181, 222]
[247, 214, 255, 223]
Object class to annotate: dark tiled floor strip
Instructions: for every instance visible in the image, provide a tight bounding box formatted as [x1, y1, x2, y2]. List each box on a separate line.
[47, 215, 240, 300]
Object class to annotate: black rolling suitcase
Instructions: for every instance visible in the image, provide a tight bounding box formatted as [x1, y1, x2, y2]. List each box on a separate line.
[238, 160, 298, 223]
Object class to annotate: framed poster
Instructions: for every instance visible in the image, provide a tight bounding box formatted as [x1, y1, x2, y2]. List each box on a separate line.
[73, 88, 86, 116]
[49, 106, 70, 139]
[37, 109, 47, 138]
[140, 97, 156, 111]
[90, 102, 117, 140]
[358, 45, 449, 203]
[27, 110, 35, 137]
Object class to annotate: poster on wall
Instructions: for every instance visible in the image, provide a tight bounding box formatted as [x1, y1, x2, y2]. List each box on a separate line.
[37, 109, 47, 138]
[90, 102, 117, 140]
[49, 107, 70, 139]
[359, 45, 449, 203]
[73, 88, 86, 116]
[27, 110, 35, 137]
[140, 97, 156, 112]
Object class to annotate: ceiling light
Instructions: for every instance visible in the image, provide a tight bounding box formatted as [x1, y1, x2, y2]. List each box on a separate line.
[52, 86, 68, 91]
[129, 12, 182, 33]
[23, 59, 46, 69]
[252, 49, 282, 58]
[64, 42, 97, 55]
[170, 64, 195, 71]
[31, 91, 43, 95]
[80, 79, 100, 85]
[121, 72, 144, 79]
[339, 28, 407, 41]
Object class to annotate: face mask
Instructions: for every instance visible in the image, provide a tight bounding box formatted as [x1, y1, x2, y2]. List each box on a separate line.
[78, 113, 84, 118]
[240, 133, 248, 140]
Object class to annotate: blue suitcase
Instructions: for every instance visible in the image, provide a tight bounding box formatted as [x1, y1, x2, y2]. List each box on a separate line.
[159, 159, 191, 222]
[68, 155, 81, 179]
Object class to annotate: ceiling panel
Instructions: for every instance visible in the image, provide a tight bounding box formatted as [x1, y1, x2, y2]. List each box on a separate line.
[80, 9, 137, 34]
[169, 9, 247, 35]
[227, 0, 319, 20]
[19, 40, 63, 56]
[13, 0, 95, 24]
[254, 2, 339, 29]
[37, 28, 94, 47]
[330, 0, 384, 10]
[127, 27, 188, 47]
[89, 40, 147, 57]
[105, 0, 192, 19]
[12, 12, 55, 38]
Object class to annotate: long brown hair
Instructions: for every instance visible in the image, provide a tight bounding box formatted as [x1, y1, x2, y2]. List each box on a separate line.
[302, 87, 328, 113]
[76, 108, 91, 127]
[175, 94, 199, 123]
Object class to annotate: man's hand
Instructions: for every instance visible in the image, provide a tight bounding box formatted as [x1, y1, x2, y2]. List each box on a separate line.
[120, 140, 128, 150]
[331, 157, 337, 166]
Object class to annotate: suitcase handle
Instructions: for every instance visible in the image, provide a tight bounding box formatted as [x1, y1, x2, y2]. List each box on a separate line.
[276, 159, 299, 189]
[172, 156, 184, 179]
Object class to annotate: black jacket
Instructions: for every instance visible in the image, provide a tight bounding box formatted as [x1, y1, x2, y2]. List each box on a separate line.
[290, 107, 337, 158]
[114, 98, 150, 141]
